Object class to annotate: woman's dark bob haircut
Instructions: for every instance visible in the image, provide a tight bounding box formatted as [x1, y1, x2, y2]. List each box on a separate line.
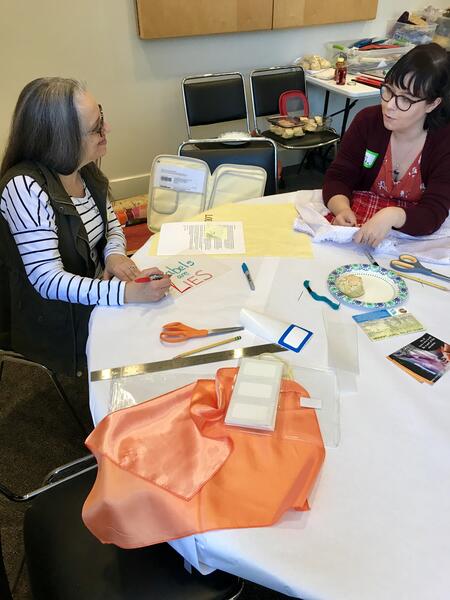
[385, 43, 450, 129]
[1, 77, 86, 177]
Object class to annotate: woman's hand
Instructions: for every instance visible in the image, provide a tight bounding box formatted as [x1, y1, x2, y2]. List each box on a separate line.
[103, 254, 140, 282]
[332, 208, 357, 227]
[124, 268, 171, 303]
[327, 194, 356, 227]
[353, 207, 406, 247]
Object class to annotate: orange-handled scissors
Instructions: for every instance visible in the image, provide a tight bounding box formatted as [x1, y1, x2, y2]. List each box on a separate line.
[389, 254, 450, 283]
[160, 322, 244, 343]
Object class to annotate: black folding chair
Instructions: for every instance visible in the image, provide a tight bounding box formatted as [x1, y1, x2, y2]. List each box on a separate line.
[0, 454, 244, 599]
[182, 72, 250, 138]
[250, 65, 340, 173]
[179, 137, 278, 196]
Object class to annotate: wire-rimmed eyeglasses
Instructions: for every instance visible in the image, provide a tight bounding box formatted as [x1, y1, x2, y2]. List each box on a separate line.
[380, 84, 426, 112]
[87, 104, 104, 135]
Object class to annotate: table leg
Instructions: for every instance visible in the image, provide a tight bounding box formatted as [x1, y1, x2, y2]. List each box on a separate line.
[323, 91, 330, 117]
[341, 98, 357, 137]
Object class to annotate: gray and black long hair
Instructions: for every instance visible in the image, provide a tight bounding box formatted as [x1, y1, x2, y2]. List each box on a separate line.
[1, 77, 91, 177]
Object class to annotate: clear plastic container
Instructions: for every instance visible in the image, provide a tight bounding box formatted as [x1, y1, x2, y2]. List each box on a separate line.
[324, 39, 411, 61]
[325, 39, 358, 60]
[388, 21, 437, 45]
[433, 16, 450, 49]
[324, 39, 412, 75]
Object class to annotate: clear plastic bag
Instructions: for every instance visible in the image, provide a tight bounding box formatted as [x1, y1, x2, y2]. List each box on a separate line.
[255, 354, 340, 447]
[109, 370, 214, 413]
[108, 358, 340, 448]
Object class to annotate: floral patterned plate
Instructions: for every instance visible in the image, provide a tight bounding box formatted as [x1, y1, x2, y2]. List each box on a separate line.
[327, 263, 408, 310]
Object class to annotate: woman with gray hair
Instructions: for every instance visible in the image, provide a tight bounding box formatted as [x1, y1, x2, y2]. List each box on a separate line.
[0, 77, 170, 376]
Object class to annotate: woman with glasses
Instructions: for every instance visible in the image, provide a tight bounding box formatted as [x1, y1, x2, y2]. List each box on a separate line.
[322, 43, 450, 247]
[0, 78, 170, 376]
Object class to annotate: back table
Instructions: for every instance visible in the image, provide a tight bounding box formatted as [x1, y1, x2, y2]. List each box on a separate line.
[305, 74, 380, 136]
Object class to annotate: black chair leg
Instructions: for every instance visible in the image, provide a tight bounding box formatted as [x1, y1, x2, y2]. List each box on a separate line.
[297, 151, 310, 175]
[0, 533, 13, 600]
[321, 145, 334, 171]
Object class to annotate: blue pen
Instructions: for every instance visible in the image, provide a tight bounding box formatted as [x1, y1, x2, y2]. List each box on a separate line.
[241, 262, 255, 291]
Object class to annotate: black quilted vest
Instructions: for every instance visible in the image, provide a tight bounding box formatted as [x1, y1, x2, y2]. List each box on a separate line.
[0, 161, 108, 375]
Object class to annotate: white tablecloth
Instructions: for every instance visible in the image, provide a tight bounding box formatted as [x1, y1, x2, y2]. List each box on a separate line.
[88, 191, 450, 600]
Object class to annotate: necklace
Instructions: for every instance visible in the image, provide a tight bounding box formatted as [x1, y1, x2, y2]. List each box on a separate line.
[392, 155, 420, 184]
[391, 133, 426, 184]
[392, 146, 422, 184]
[392, 166, 401, 183]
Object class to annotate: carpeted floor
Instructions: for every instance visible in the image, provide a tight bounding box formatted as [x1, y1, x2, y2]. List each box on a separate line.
[0, 165, 324, 598]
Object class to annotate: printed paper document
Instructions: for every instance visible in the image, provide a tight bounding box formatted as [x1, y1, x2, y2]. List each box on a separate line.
[157, 221, 246, 255]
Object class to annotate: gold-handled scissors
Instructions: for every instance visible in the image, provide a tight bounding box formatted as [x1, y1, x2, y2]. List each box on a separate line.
[389, 254, 450, 283]
[160, 322, 244, 343]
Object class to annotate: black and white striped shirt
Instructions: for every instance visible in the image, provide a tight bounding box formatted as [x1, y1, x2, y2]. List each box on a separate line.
[0, 175, 126, 306]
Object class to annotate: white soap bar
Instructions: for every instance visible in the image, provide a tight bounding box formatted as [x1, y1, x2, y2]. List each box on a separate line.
[225, 358, 283, 431]
[237, 381, 273, 399]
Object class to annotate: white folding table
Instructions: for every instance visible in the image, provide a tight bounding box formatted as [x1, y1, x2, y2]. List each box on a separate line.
[88, 191, 450, 600]
[306, 74, 380, 136]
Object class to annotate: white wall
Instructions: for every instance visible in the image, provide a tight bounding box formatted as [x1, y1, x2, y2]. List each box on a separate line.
[0, 0, 446, 198]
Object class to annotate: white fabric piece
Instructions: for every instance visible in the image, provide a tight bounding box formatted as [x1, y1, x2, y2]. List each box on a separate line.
[293, 190, 450, 264]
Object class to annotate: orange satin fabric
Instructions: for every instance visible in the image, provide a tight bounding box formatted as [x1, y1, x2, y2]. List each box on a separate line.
[83, 368, 325, 548]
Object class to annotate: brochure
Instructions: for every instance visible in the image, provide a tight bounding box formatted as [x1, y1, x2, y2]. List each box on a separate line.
[352, 308, 424, 341]
[387, 333, 450, 384]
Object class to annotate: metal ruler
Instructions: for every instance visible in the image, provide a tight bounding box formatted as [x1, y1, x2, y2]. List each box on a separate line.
[90, 343, 287, 382]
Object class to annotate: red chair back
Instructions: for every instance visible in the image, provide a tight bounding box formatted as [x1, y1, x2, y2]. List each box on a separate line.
[278, 90, 309, 117]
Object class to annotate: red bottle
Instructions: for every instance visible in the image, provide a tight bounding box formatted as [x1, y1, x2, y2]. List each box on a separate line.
[335, 57, 347, 85]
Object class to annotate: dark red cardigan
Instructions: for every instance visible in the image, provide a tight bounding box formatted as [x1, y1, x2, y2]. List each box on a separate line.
[322, 105, 450, 236]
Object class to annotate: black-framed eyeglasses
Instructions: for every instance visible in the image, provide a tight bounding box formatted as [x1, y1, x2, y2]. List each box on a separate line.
[380, 84, 426, 112]
[87, 104, 104, 135]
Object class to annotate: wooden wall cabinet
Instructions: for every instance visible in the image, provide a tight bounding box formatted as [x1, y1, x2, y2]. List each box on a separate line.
[273, 0, 378, 29]
[135, 0, 378, 40]
[135, 0, 273, 40]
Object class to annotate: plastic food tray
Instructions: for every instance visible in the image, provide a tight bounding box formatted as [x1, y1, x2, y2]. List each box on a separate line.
[267, 115, 331, 132]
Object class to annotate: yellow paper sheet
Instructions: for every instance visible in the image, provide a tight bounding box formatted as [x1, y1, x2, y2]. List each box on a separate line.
[149, 203, 312, 258]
